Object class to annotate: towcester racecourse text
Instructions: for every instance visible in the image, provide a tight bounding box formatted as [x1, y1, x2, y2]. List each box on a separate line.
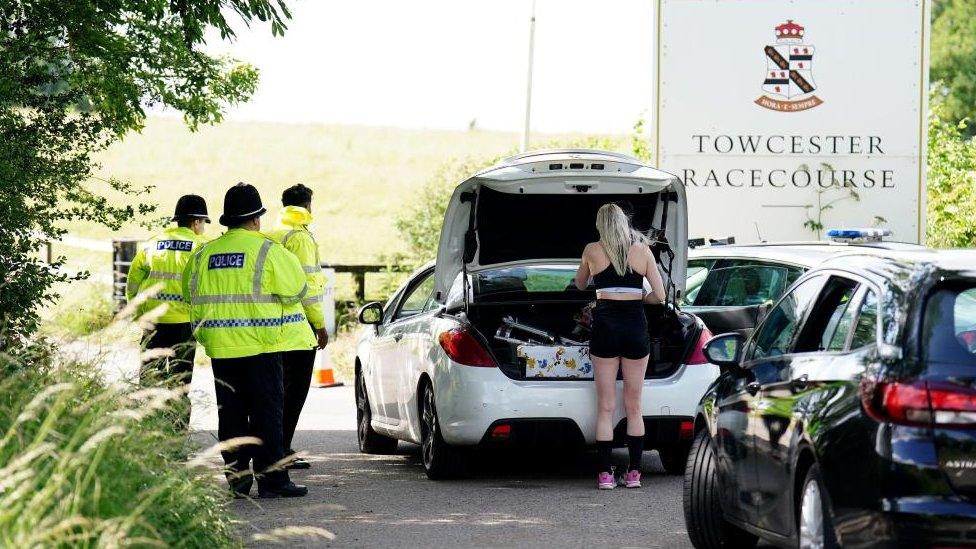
[681, 134, 893, 189]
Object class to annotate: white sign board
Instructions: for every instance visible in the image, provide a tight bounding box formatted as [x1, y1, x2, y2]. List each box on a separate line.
[654, 0, 929, 243]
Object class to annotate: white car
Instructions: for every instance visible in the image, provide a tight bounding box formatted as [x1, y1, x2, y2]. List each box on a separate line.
[354, 150, 718, 479]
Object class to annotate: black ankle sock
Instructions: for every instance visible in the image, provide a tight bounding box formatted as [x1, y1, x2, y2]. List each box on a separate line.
[596, 440, 614, 474]
[627, 435, 644, 472]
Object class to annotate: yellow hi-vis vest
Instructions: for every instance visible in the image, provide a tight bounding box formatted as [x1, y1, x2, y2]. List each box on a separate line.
[182, 228, 316, 359]
[125, 226, 208, 324]
[266, 206, 326, 330]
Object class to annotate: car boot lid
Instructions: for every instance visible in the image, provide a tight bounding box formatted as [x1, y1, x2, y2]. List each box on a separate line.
[434, 149, 687, 303]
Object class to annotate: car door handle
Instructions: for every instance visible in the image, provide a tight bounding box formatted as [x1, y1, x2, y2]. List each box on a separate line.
[393, 333, 403, 342]
[791, 374, 809, 392]
[746, 381, 761, 396]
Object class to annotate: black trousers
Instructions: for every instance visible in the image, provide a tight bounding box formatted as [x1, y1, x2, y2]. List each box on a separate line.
[211, 353, 289, 487]
[142, 323, 196, 384]
[142, 323, 197, 428]
[282, 349, 316, 453]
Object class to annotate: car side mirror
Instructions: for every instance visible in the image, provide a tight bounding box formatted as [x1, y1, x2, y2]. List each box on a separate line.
[358, 301, 384, 325]
[704, 332, 746, 369]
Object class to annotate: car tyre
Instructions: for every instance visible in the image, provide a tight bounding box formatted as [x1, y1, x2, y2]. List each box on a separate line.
[683, 430, 758, 549]
[798, 464, 838, 549]
[658, 443, 691, 475]
[356, 370, 398, 454]
[420, 382, 465, 480]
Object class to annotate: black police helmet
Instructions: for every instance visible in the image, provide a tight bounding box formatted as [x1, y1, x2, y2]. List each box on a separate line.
[173, 194, 210, 223]
[219, 182, 267, 227]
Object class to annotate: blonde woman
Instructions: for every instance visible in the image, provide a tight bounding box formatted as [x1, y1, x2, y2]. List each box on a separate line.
[574, 203, 666, 490]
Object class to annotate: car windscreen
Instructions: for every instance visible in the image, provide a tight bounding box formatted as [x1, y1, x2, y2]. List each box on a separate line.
[473, 266, 585, 297]
[922, 282, 976, 374]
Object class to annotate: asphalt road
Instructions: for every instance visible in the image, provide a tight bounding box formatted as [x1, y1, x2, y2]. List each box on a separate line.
[187, 370, 694, 548]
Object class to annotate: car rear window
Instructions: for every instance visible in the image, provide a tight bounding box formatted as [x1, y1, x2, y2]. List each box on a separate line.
[473, 266, 582, 297]
[922, 284, 976, 373]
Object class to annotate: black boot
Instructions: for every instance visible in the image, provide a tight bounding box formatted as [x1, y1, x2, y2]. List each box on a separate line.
[227, 471, 253, 499]
[284, 451, 311, 470]
[258, 481, 309, 498]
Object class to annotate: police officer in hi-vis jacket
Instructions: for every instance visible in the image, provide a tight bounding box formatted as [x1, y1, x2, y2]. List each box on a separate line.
[126, 195, 210, 396]
[267, 184, 328, 470]
[183, 182, 313, 498]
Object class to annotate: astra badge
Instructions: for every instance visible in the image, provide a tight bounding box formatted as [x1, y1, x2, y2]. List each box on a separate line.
[755, 20, 823, 112]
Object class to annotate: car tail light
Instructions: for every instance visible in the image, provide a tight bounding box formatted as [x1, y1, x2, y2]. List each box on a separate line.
[678, 420, 694, 440]
[490, 423, 512, 439]
[861, 380, 976, 427]
[685, 325, 714, 365]
[438, 327, 497, 368]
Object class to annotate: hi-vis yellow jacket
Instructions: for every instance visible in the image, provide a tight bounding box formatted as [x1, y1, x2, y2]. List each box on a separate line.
[126, 226, 208, 324]
[266, 206, 326, 330]
[182, 228, 316, 359]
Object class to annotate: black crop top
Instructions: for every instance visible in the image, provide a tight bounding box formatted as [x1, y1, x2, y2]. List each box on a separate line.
[592, 265, 643, 290]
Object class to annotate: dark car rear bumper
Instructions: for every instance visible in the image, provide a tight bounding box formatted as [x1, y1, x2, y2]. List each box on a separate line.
[477, 415, 695, 450]
[837, 496, 976, 548]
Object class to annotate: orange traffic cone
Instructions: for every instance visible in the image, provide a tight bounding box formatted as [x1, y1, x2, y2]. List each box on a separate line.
[312, 349, 343, 388]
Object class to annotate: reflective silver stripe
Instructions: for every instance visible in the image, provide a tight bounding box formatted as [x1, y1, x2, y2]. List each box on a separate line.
[302, 265, 319, 274]
[147, 271, 181, 281]
[302, 295, 322, 306]
[189, 244, 207, 299]
[252, 240, 273, 296]
[281, 229, 300, 247]
[191, 294, 282, 305]
[296, 284, 308, 301]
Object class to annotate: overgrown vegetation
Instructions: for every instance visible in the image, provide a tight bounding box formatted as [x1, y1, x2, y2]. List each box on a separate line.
[0, 0, 290, 348]
[931, 0, 976, 137]
[927, 98, 976, 247]
[0, 341, 235, 547]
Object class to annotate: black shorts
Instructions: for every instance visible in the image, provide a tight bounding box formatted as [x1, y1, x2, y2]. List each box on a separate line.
[589, 299, 650, 360]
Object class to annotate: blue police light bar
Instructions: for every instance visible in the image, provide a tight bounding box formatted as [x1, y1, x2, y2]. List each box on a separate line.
[825, 228, 892, 242]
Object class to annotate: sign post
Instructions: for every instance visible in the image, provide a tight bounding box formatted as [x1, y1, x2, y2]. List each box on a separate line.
[654, 0, 930, 243]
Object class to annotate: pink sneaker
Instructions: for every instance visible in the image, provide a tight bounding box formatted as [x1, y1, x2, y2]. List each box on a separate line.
[619, 469, 641, 488]
[597, 471, 615, 490]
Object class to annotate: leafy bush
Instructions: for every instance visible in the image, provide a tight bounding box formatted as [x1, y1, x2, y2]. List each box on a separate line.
[0, 341, 236, 547]
[931, 0, 976, 136]
[927, 99, 976, 247]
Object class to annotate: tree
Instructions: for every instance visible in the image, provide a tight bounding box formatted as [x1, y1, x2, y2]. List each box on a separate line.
[0, 1, 291, 347]
[927, 97, 976, 248]
[931, 0, 976, 134]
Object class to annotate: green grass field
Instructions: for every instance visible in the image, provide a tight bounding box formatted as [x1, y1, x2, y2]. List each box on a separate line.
[53, 117, 623, 305]
[72, 117, 619, 262]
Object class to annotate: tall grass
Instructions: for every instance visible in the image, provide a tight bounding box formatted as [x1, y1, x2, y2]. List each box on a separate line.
[0, 342, 236, 548]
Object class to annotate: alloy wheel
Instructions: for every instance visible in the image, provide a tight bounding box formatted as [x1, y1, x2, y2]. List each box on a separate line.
[421, 385, 437, 468]
[799, 477, 825, 549]
[356, 374, 370, 447]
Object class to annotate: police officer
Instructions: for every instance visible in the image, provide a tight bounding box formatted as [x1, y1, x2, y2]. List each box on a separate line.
[183, 182, 312, 498]
[126, 195, 209, 406]
[267, 184, 328, 470]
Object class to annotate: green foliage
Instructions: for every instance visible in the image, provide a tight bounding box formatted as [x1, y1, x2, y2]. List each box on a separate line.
[394, 136, 620, 263]
[0, 0, 290, 348]
[0, 341, 235, 547]
[927, 99, 976, 247]
[931, 0, 976, 135]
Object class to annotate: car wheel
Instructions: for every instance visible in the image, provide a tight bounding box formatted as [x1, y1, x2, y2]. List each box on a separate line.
[683, 430, 758, 549]
[658, 443, 691, 475]
[798, 464, 838, 549]
[356, 370, 397, 454]
[420, 382, 464, 480]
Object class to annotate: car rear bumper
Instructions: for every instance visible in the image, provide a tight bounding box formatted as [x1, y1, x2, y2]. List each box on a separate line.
[837, 497, 976, 548]
[433, 361, 718, 446]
